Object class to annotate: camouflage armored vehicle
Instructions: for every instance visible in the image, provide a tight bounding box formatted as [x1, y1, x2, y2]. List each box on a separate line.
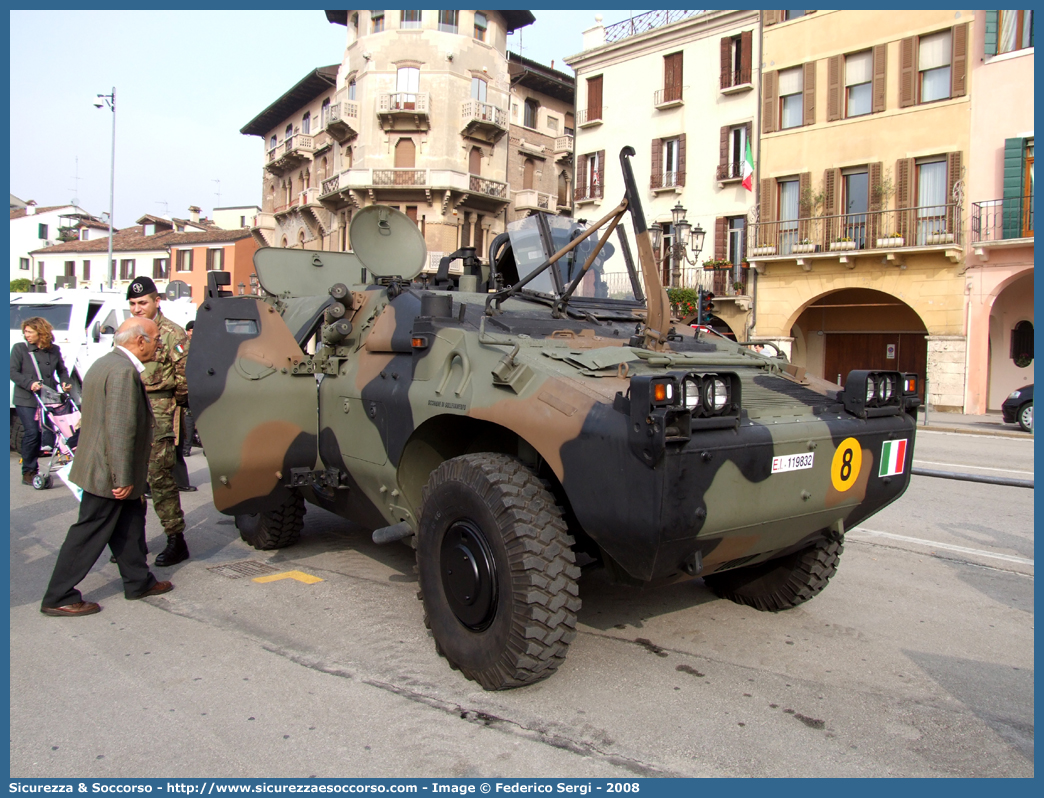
[188, 148, 919, 690]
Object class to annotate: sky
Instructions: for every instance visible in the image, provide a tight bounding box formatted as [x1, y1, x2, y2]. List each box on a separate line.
[9, 8, 647, 228]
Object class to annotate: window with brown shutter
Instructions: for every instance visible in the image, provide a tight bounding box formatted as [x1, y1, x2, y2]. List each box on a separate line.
[899, 36, 917, 108]
[798, 171, 812, 239]
[586, 76, 602, 122]
[946, 151, 962, 233]
[596, 150, 605, 198]
[720, 37, 733, 89]
[872, 44, 887, 112]
[764, 11, 780, 26]
[714, 217, 728, 260]
[803, 62, 816, 125]
[868, 161, 884, 241]
[718, 125, 730, 178]
[740, 31, 752, 85]
[951, 23, 968, 98]
[826, 55, 842, 122]
[651, 138, 663, 189]
[758, 177, 777, 247]
[895, 157, 915, 239]
[824, 167, 840, 218]
[677, 134, 686, 187]
[762, 70, 778, 134]
[663, 52, 683, 103]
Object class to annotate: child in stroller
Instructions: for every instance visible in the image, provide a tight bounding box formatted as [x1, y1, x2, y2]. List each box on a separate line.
[30, 391, 80, 490]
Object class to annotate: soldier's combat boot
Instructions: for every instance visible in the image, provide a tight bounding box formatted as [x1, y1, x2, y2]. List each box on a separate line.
[154, 533, 189, 567]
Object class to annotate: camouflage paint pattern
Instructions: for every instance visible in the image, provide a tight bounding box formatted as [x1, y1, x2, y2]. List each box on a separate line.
[142, 309, 189, 537]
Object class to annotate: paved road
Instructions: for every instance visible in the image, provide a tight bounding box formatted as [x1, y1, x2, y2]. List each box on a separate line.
[9, 429, 1033, 778]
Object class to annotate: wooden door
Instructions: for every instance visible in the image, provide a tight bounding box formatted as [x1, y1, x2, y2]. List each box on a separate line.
[825, 332, 926, 399]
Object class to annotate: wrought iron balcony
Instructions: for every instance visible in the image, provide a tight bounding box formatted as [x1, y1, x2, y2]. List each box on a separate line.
[460, 100, 507, 144]
[747, 204, 963, 264]
[577, 108, 602, 127]
[720, 66, 753, 91]
[653, 87, 683, 107]
[574, 183, 604, 202]
[651, 171, 684, 190]
[971, 197, 1034, 244]
[373, 168, 428, 187]
[323, 101, 360, 142]
[377, 92, 430, 131]
[469, 175, 507, 199]
[716, 161, 753, 182]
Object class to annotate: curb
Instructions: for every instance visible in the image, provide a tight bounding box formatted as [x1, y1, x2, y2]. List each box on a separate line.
[918, 424, 1032, 439]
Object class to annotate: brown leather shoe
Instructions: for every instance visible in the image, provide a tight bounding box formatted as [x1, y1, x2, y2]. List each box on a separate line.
[41, 601, 101, 617]
[128, 581, 173, 600]
[21, 471, 37, 485]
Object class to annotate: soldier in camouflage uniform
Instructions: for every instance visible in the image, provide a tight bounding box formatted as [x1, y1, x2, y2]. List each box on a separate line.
[127, 276, 190, 566]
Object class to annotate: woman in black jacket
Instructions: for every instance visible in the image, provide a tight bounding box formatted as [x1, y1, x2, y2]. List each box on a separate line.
[10, 317, 71, 484]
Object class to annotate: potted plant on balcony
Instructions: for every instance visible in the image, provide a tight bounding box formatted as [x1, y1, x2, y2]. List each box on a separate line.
[732, 279, 747, 294]
[793, 237, 815, 254]
[829, 236, 855, 251]
[751, 243, 776, 257]
[702, 258, 733, 271]
[876, 231, 904, 248]
[926, 231, 955, 244]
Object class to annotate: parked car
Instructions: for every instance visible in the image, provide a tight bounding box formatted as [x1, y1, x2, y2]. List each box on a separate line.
[1001, 383, 1033, 433]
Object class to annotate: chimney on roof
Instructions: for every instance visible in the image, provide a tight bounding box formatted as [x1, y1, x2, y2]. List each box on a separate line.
[26, 200, 36, 216]
[188, 205, 201, 223]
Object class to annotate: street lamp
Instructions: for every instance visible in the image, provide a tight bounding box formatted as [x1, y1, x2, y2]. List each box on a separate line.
[95, 88, 115, 289]
[650, 204, 707, 288]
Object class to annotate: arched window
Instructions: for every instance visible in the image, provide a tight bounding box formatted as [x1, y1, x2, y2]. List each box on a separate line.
[395, 138, 416, 169]
[469, 146, 483, 175]
[557, 171, 569, 207]
[281, 236, 288, 248]
[269, 135, 277, 153]
[298, 229, 307, 248]
[320, 156, 328, 182]
[522, 158, 535, 190]
[284, 123, 293, 145]
[348, 79, 357, 101]
[1011, 320, 1034, 367]
[302, 112, 311, 135]
[344, 145, 353, 169]
[321, 97, 331, 127]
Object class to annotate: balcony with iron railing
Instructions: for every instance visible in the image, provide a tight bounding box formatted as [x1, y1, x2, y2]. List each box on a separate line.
[672, 266, 749, 297]
[747, 204, 964, 268]
[651, 171, 684, 191]
[377, 92, 431, 130]
[603, 9, 702, 44]
[323, 100, 360, 142]
[513, 189, 552, 213]
[716, 161, 754, 183]
[971, 197, 1034, 250]
[460, 100, 507, 143]
[574, 182, 604, 203]
[577, 108, 602, 127]
[469, 175, 507, 199]
[653, 87, 683, 108]
[720, 66, 753, 93]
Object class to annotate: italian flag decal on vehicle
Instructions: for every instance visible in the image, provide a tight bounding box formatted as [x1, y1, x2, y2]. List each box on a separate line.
[879, 439, 908, 477]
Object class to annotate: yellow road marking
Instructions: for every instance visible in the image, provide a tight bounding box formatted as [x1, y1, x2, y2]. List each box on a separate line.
[252, 570, 324, 585]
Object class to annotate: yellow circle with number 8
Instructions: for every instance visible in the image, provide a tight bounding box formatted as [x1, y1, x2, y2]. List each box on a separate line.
[831, 437, 863, 492]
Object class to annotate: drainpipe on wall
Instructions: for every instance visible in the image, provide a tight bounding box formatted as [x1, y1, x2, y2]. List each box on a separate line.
[748, 9, 765, 340]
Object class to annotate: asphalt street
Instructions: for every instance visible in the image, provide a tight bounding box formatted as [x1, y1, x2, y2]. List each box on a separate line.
[8, 427, 1033, 778]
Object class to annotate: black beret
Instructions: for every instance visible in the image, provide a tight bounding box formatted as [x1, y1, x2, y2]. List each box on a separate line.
[127, 276, 158, 299]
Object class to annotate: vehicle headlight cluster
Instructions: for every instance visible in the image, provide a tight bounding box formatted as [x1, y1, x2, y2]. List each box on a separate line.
[682, 374, 731, 415]
[842, 369, 918, 419]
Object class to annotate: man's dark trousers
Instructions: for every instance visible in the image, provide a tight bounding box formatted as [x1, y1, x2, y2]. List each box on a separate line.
[41, 491, 156, 608]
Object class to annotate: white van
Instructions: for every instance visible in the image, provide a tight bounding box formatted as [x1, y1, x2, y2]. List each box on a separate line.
[10, 290, 197, 450]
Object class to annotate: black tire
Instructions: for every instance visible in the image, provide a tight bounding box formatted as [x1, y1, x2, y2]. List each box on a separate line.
[416, 453, 580, 690]
[703, 535, 843, 612]
[11, 413, 24, 453]
[32, 473, 52, 490]
[1018, 402, 1033, 433]
[235, 491, 305, 550]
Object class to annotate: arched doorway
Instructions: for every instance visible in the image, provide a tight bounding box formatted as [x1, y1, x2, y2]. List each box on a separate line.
[987, 271, 1034, 408]
[395, 138, 416, 169]
[522, 158, 535, 190]
[790, 288, 928, 398]
[468, 146, 483, 176]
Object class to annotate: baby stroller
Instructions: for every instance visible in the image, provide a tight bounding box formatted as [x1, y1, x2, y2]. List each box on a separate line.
[30, 390, 80, 490]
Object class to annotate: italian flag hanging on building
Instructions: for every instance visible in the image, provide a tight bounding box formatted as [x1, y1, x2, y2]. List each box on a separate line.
[741, 139, 755, 191]
[879, 439, 908, 477]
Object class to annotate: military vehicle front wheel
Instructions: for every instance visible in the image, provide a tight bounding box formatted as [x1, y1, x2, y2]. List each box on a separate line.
[416, 453, 581, 690]
[703, 535, 843, 612]
[235, 491, 306, 550]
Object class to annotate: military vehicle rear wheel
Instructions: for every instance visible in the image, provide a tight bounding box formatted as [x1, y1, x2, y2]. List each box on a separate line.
[703, 535, 843, 612]
[235, 491, 305, 550]
[416, 453, 581, 690]
[11, 414, 24, 452]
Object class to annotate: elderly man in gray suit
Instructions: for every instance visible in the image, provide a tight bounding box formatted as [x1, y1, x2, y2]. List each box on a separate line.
[41, 317, 175, 616]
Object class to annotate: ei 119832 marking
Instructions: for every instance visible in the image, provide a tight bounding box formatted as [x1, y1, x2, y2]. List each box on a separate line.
[771, 452, 815, 474]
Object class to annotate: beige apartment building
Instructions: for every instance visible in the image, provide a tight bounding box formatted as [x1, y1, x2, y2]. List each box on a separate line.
[567, 9, 762, 339]
[242, 10, 543, 266]
[751, 10, 978, 409]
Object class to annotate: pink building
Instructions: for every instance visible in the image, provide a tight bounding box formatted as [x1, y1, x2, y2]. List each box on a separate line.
[964, 10, 1034, 412]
